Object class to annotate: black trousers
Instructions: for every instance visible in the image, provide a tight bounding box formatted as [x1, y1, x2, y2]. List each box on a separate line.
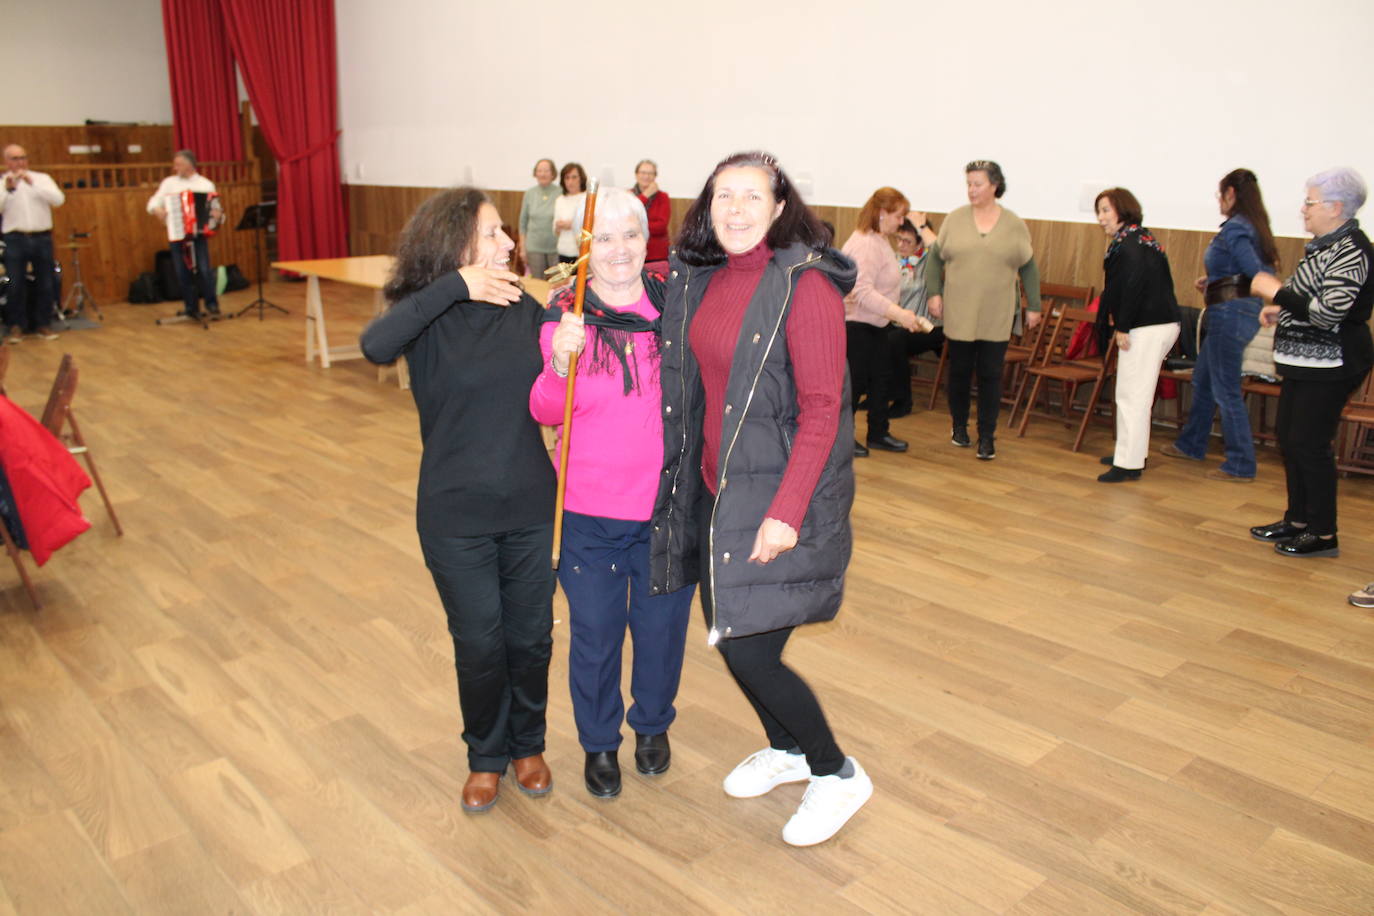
[1276, 372, 1367, 536]
[3, 231, 56, 332]
[888, 325, 946, 412]
[946, 338, 1009, 438]
[696, 493, 845, 777]
[170, 238, 218, 316]
[847, 321, 892, 439]
[420, 522, 555, 772]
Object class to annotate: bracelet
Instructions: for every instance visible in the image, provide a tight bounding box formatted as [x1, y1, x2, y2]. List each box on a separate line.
[550, 354, 568, 378]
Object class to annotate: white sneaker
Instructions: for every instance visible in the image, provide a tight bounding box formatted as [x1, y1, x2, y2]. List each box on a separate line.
[781, 757, 873, 847]
[722, 747, 811, 798]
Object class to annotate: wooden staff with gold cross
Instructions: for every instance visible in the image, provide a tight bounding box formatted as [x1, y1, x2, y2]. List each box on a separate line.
[549, 177, 599, 568]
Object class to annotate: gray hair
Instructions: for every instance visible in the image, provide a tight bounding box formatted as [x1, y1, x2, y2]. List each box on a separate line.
[593, 187, 649, 242]
[1307, 166, 1366, 219]
[174, 149, 198, 169]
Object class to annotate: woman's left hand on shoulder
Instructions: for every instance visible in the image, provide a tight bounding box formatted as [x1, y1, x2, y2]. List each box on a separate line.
[749, 518, 798, 565]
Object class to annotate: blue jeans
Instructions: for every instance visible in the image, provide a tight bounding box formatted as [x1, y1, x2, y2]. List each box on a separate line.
[1174, 298, 1261, 477]
[558, 512, 694, 752]
[170, 238, 218, 316]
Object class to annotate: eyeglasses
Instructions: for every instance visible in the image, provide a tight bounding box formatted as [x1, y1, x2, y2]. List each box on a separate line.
[1302, 198, 1331, 209]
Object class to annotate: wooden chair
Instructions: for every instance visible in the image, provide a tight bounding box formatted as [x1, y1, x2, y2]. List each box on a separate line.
[1241, 378, 1282, 444]
[41, 355, 123, 536]
[1337, 371, 1374, 476]
[0, 491, 41, 609]
[1015, 306, 1118, 451]
[1004, 285, 1093, 424]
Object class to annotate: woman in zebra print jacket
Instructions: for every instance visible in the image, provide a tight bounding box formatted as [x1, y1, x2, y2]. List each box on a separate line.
[1248, 167, 1373, 559]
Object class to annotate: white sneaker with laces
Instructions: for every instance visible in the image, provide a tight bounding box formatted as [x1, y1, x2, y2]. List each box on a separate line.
[722, 747, 811, 798]
[781, 757, 873, 847]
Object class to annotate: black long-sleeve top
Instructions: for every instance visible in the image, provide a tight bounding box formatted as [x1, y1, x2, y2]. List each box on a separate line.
[1098, 226, 1181, 337]
[360, 272, 555, 537]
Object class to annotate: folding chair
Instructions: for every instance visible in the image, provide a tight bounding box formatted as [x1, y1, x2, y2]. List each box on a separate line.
[1337, 371, 1374, 476]
[0, 493, 40, 608]
[1015, 306, 1119, 451]
[40, 355, 123, 536]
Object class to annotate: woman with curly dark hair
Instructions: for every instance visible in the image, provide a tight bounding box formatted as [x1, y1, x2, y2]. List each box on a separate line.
[360, 187, 557, 815]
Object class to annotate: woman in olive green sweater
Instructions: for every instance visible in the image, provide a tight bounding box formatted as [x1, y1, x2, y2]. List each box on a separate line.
[926, 160, 1041, 460]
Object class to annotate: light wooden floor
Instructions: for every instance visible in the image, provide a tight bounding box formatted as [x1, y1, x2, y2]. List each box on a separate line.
[2, 282, 1373, 915]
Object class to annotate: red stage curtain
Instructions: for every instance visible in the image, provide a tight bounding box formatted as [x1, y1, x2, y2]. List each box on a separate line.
[161, 0, 243, 161]
[219, 0, 347, 261]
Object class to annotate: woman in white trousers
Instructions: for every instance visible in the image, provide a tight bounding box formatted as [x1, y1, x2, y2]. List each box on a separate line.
[1093, 188, 1182, 482]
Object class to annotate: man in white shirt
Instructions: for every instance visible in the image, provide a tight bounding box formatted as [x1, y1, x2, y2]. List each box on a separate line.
[147, 150, 223, 318]
[1, 144, 65, 343]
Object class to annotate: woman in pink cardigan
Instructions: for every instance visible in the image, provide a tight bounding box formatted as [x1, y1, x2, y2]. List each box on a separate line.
[841, 187, 931, 456]
[529, 188, 696, 800]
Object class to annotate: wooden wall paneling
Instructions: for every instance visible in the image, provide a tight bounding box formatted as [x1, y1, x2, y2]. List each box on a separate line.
[0, 125, 176, 165]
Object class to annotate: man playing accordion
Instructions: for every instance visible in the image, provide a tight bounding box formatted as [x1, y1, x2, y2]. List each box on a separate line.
[147, 150, 223, 319]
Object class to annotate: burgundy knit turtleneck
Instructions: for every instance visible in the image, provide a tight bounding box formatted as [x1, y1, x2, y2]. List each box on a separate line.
[687, 242, 846, 531]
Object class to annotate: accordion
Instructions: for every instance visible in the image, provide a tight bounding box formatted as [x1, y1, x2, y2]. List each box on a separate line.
[179, 190, 221, 238]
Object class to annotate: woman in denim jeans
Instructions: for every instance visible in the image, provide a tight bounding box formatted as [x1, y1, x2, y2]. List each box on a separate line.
[1161, 169, 1281, 481]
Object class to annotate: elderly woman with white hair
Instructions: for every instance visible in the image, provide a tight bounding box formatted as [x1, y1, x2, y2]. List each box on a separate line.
[1249, 167, 1374, 558]
[529, 188, 696, 799]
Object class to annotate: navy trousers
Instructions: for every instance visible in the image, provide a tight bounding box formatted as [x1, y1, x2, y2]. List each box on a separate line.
[558, 512, 694, 752]
[3, 231, 56, 332]
[421, 522, 555, 772]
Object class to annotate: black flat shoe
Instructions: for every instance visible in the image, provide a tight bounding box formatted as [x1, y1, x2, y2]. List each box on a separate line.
[1250, 519, 1306, 542]
[853, 440, 869, 458]
[1097, 465, 1142, 483]
[584, 751, 621, 798]
[1100, 455, 1148, 468]
[951, 427, 971, 448]
[866, 434, 908, 452]
[976, 437, 996, 460]
[1274, 532, 1339, 558]
[634, 733, 670, 776]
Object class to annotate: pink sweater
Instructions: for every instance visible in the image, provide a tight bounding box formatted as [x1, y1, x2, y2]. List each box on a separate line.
[528, 290, 664, 522]
[841, 229, 899, 327]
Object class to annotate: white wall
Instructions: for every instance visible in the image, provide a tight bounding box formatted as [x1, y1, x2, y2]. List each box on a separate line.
[3, 0, 171, 124]
[337, 0, 1374, 237]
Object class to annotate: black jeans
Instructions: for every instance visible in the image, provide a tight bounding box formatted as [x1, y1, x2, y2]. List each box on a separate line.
[888, 325, 946, 411]
[420, 522, 555, 772]
[946, 338, 1009, 438]
[1276, 372, 1367, 536]
[696, 493, 845, 777]
[2, 231, 56, 332]
[171, 237, 218, 316]
[847, 321, 892, 439]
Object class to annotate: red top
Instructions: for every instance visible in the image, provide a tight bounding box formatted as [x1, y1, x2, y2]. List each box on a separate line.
[688, 242, 846, 531]
[636, 189, 672, 262]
